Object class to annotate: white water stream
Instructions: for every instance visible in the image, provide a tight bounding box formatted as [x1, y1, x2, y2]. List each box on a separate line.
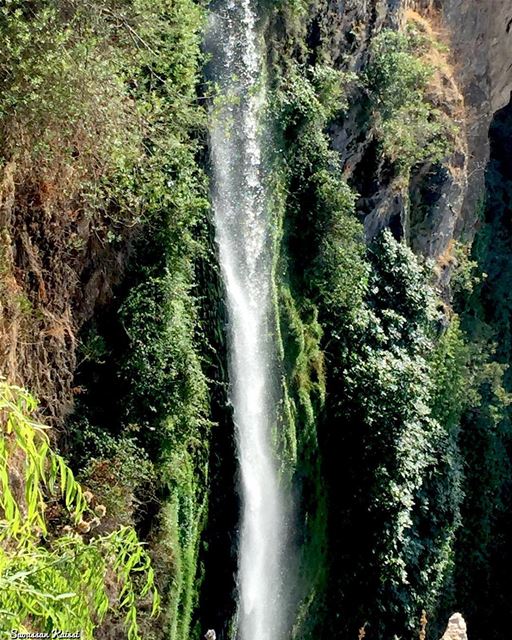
[208, 1, 285, 639]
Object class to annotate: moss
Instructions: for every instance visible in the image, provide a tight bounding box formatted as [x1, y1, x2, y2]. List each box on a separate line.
[274, 279, 329, 640]
[265, 23, 353, 633]
[153, 447, 208, 640]
[279, 286, 325, 437]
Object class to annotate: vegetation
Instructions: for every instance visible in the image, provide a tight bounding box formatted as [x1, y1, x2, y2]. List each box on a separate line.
[450, 98, 512, 640]
[365, 25, 454, 175]
[2, 1, 512, 639]
[1, 1, 212, 638]
[0, 381, 158, 637]
[268, 5, 487, 640]
[267, 44, 364, 632]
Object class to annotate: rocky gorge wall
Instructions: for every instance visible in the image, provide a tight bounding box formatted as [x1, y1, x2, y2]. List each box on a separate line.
[2, 1, 512, 638]
[321, 0, 512, 262]
[257, 1, 512, 638]
[422, 0, 512, 240]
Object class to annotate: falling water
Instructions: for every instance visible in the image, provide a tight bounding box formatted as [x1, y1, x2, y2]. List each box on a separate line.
[207, 1, 285, 639]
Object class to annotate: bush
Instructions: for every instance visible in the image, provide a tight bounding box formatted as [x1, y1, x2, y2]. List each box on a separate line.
[365, 28, 453, 173]
[317, 232, 465, 638]
[1, 3, 211, 639]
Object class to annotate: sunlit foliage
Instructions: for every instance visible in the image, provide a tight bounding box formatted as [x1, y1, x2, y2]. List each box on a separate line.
[0, 382, 159, 637]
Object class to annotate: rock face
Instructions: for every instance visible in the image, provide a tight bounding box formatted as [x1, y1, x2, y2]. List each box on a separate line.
[325, 0, 512, 260]
[0, 156, 134, 423]
[440, 613, 468, 640]
[408, 0, 512, 240]
[327, 0, 468, 259]
[437, 0, 512, 239]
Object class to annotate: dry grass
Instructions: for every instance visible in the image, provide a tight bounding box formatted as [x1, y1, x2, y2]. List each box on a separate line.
[405, 9, 465, 122]
[0, 143, 131, 425]
[437, 238, 457, 269]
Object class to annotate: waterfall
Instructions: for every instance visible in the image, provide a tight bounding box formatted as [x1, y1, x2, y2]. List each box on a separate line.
[207, 1, 286, 639]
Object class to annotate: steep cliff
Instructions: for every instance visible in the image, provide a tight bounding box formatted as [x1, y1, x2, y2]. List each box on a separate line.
[2, 1, 512, 639]
[288, 0, 512, 262]
[260, 2, 512, 639]
[1, 2, 220, 638]
[440, 0, 512, 236]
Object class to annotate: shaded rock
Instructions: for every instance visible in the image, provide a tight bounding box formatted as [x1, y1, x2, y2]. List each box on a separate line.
[439, 0, 512, 239]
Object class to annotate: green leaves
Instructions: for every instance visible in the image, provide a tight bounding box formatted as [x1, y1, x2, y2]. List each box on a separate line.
[304, 229, 465, 637]
[365, 28, 454, 173]
[1, 1, 208, 638]
[0, 382, 159, 637]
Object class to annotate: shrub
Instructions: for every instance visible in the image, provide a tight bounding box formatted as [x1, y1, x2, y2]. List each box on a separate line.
[365, 28, 453, 173]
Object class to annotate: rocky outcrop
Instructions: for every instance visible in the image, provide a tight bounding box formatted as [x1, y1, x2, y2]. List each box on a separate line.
[328, 2, 469, 260]
[440, 613, 468, 640]
[325, 0, 512, 260]
[415, 0, 512, 240]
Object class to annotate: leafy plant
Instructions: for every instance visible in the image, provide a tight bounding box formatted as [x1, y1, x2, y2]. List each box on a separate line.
[0, 381, 159, 637]
[1, 1, 212, 637]
[266, 6, 471, 638]
[365, 28, 454, 174]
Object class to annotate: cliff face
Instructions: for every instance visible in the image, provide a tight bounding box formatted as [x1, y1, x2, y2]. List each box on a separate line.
[320, 0, 466, 260]
[264, 2, 512, 639]
[0, 158, 132, 423]
[325, 0, 512, 261]
[2, 1, 512, 639]
[420, 0, 512, 249]
[433, 0, 512, 114]
[440, 0, 512, 236]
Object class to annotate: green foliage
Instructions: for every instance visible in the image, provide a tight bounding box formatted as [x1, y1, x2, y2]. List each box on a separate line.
[279, 286, 325, 443]
[257, 5, 497, 638]
[0, 382, 158, 637]
[0, 383, 86, 539]
[317, 232, 465, 638]
[430, 317, 471, 434]
[0, 1, 212, 638]
[119, 268, 211, 639]
[268, 47, 363, 636]
[114, 19, 211, 626]
[276, 63, 356, 126]
[365, 27, 453, 173]
[267, 7, 475, 635]
[273, 60, 368, 317]
[0, 0, 141, 225]
[70, 423, 157, 532]
[0, 0, 206, 230]
[119, 272, 209, 448]
[154, 450, 208, 640]
[450, 242, 483, 304]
